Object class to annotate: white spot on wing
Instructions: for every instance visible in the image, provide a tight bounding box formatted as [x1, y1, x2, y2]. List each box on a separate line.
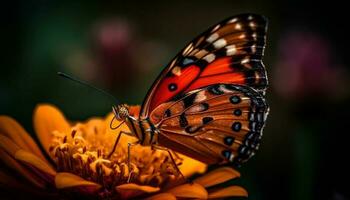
[213, 38, 227, 49]
[226, 45, 237, 56]
[252, 33, 258, 41]
[248, 15, 253, 20]
[187, 104, 206, 113]
[241, 58, 250, 64]
[203, 53, 215, 63]
[169, 59, 176, 68]
[251, 45, 256, 53]
[195, 90, 207, 102]
[239, 34, 245, 39]
[255, 71, 261, 83]
[172, 66, 181, 76]
[211, 24, 220, 32]
[228, 18, 238, 23]
[183, 43, 193, 55]
[219, 85, 234, 93]
[229, 153, 235, 162]
[235, 23, 242, 30]
[249, 22, 256, 28]
[195, 49, 209, 58]
[206, 33, 219, 43]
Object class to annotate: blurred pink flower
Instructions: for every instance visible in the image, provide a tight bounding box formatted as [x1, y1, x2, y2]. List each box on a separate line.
[273, 30, 346, 100]
[92, 19, 137, 92]
[88, 18, 169, 96]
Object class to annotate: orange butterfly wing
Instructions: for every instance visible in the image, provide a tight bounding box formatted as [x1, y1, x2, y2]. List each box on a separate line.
[150, 84, 269, 165]
[140, 14, 268, 118]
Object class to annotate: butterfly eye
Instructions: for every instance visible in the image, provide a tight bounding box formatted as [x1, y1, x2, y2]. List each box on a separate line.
[112, 105, 129, 120]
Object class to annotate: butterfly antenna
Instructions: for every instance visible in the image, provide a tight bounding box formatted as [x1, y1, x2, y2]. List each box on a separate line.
[57, 72, 119, 105]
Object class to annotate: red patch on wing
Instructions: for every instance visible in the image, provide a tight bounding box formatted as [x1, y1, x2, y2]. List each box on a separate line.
[200, 57, 232, 76]
[184, 57, 245, 92]
[149, 65, 201, 111]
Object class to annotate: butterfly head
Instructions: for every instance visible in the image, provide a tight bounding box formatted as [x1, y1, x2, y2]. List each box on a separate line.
[112, 104, 130, 120]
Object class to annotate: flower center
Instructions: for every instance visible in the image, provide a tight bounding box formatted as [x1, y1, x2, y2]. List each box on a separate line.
[49, 119, 181, 192]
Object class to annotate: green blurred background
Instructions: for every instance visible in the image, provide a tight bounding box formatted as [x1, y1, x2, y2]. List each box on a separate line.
[1, 1, 349, 199]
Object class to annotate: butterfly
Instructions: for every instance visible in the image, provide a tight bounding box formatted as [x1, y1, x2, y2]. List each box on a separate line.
[110, 13, 269, 168]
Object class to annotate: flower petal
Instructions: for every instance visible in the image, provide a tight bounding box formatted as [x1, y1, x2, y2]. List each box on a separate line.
[145, 193, 176, 200]
[0, 134, 20, 156]
[15, 149, 56, 177]
[55, 172, 101, 190]
[208, 186, 248, 198]
[116, 183, 160, 199]
[0, 116, 46, 160]
[33, 104, 70, 156]
[166, 183, 208, 199]
[0, 135, 55, 186]
[178, 154, 207, 178]
[116, 183, 160, 193]
[0, 170, 54, 198]
[0, 170, 27, 189]
[194, 167, 240, 188]
[0, 149, 45, 188]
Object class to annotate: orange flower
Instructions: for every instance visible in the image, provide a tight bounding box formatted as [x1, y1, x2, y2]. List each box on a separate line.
[0, 104, 248, 199]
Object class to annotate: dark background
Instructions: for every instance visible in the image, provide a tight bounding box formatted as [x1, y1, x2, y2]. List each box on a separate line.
[1, 1, 349, 199]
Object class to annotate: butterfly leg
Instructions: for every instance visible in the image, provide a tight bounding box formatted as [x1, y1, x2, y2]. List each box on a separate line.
[171, 151, 183, 164]
[150, 146, 182, 165]
[127, 142, 139, 183]
[152, 145, 190, 183]
[107, 131, 133, 158]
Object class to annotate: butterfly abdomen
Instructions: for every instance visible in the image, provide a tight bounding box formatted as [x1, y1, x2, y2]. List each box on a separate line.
[125, 116, 158, 146]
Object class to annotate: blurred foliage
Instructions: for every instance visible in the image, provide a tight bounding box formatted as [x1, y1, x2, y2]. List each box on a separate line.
[1, 1, 350, 199]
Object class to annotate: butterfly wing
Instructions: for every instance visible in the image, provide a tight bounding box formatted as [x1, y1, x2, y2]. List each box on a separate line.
[140, 14, 268, 118]
[150, 84, 269, 165]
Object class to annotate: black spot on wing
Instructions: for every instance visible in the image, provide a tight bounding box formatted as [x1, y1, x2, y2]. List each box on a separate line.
[222, 83, 268, 166]
[179, 113, 188, 128]
[224, 136, 235, 146]
[208, 85, 224, 95]
[221, 150, 231, 159]
[202, 117, 213, 124]
[183, 93, 197, 108]
[196, 59, 209, 68]
[230, 95, 241, 104]
[244, 70, 256, 85]
[233, 109, 242, 116]
[164, 109, 171, 117]
[231, 122, 242, 132]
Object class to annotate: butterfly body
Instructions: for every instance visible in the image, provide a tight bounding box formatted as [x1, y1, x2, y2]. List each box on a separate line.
[113, 13, 269, 166]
